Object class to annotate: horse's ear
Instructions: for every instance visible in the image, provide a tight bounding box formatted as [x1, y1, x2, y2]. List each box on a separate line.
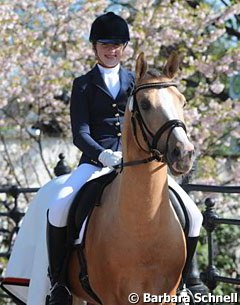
[163, 51, 181, 79]
[136, 52, 148, 81]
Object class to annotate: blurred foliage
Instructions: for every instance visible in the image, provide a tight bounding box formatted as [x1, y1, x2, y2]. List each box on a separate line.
[0, 0, 240, 185]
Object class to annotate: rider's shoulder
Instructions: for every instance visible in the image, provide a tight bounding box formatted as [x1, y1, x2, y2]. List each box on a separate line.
[72, 70, 92, 88]
[121, 66, 135, 79]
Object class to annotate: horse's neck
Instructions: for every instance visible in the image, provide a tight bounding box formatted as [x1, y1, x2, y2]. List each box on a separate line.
[116, 111, 171, 236]
[117, 163, 170, 236]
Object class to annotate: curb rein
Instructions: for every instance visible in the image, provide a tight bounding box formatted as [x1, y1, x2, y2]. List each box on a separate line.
[114, 82, 187, 171]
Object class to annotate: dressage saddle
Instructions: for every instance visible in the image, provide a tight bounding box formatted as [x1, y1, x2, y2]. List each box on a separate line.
[67, 171, 189, 241]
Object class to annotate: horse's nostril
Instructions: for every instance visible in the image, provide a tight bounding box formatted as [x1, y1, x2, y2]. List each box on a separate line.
[172, 147, 194, 160]
[173, 147, 181, 157]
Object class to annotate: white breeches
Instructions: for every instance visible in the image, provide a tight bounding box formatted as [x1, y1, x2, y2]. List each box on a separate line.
[48, 164, 202, 237]
[168, 175, 203, 237]
[48, 164, 112, 227]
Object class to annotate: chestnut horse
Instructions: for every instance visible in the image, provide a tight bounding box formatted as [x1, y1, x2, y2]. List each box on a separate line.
[68, 52, 195, 305]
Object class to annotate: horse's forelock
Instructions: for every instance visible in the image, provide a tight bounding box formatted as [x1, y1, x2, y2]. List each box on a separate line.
[147, 69, 161, 78]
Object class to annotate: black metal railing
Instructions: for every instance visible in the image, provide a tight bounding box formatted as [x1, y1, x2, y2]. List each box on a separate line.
[0, 154, 70, 260]
[0, 186, 39, 257]
[0, 156, 239, 304]
[0, 187, 40, 303]
[202, 197, 240, 287]
[0, 154, 71, 302]
[182, 183, 240, 303]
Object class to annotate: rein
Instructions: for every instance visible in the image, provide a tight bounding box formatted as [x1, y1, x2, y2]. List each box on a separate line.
[114, 81, 187, 170]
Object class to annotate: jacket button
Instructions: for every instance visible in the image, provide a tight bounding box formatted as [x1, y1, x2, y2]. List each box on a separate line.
[115, 122, 120, 126]
[115, 113, 119, 117]
[117, 132, 122, 137]
[112, 103, 117, 107]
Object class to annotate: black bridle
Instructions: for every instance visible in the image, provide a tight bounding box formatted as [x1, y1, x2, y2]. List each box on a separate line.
[114, 81, 187, 170]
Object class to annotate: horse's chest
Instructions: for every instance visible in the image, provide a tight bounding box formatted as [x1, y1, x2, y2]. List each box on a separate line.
[94, 235, 182, 277]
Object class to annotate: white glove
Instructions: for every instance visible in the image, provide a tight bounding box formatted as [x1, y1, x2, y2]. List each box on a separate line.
[98, 149, 122, 168]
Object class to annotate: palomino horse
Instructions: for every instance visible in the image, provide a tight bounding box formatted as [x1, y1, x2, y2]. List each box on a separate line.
[68, 52, 195, 305]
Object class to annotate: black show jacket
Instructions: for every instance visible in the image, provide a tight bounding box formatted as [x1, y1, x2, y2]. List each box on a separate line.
[70, 64, 134, 166]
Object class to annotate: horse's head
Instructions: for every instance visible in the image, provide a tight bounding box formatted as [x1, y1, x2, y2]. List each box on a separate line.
[128, 52, 194, 176]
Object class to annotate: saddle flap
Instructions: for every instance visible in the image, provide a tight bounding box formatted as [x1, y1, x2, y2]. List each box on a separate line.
[67, 171, 117, 244]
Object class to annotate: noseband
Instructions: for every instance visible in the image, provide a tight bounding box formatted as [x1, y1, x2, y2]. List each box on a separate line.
[114, 81, 187, 170]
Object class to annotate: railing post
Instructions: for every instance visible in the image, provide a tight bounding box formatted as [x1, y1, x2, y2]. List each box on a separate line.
[0, 185, 25, 258]
[54, 153, 71, 176]
[200, 198, 220, 298]
[8, 185, 25, 229]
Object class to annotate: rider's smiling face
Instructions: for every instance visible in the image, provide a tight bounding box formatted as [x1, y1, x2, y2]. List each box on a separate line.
[95, 42, 125, 68]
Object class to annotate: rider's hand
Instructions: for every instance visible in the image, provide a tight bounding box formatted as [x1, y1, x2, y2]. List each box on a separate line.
[98, 149, 122, 168]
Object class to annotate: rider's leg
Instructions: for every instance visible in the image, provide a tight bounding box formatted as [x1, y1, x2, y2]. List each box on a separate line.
[46, 164, 111, 305]
[168, 175, 203, 283]
[46, 213, 71, 305]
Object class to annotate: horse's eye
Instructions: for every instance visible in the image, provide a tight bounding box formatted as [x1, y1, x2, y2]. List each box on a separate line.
[140, 99, 151, 111]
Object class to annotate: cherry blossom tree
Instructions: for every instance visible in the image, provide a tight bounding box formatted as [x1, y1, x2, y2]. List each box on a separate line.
[0, 0, 239, 186]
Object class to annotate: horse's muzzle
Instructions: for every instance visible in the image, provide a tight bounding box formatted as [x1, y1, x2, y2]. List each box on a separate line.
[168, 141, 195, 175]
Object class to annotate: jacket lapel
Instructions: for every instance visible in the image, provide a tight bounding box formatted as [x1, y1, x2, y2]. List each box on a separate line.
[116, 67, 134, 100]
[91, 65, 113, 98]
[91, 65, 134, 100]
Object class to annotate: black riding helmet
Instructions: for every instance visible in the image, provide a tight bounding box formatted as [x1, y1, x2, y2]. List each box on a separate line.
[89, 12, 130, 44]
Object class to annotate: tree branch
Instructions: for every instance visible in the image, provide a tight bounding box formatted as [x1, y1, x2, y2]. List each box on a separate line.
[225, 25, 240, 39]
[0, 133, 22, 187]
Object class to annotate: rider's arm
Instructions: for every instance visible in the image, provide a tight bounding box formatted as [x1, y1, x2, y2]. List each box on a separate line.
[70, 77, 105, 163]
